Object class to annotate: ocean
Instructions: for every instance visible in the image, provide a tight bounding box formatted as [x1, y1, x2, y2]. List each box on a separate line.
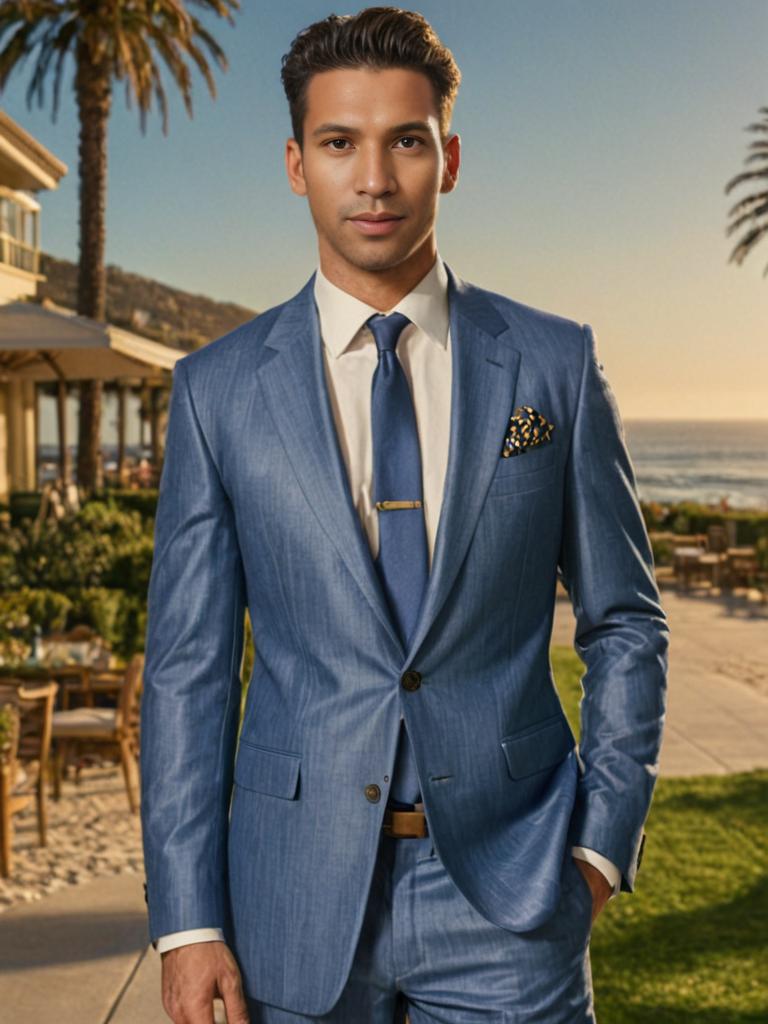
[624, 419, 768, 512]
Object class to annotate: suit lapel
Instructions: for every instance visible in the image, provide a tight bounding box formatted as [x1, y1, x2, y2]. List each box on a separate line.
[255, 265, 522, 667]
[402, 266, 522, 664]
[256, 276, 405, 657]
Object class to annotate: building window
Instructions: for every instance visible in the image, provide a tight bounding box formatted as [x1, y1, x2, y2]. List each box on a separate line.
[0, 194, 39, 273]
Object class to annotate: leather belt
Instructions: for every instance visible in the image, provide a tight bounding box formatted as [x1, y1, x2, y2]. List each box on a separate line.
[382, 804, 429, 838]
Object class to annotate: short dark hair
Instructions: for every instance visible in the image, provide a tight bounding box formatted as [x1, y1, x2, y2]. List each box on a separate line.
[280, 6, 461, 148]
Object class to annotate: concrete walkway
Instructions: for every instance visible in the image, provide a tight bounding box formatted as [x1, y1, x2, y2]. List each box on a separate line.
[0, 871, 227, 1023]
[2, 585, 767, 1023]
[0, 873, 156, 1022]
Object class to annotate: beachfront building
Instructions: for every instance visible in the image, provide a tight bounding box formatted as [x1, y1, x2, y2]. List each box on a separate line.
[0, 108, 183, 505]
[0, 108, 66, 502]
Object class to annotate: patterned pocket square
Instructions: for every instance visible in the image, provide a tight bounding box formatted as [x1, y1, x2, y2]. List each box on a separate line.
[501, 404, 555, 457]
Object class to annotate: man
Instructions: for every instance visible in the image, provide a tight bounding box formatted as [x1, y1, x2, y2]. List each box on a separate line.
[140, 7, 669, 1023]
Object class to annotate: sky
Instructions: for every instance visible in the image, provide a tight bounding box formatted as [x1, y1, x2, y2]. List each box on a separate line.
[1, 0, 766, 423]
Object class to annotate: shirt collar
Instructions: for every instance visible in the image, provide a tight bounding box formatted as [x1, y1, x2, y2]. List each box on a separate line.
[313, 254, 450, 359]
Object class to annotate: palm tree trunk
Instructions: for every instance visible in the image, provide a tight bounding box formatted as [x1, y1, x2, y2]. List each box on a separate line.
[74, 40, 111, 494]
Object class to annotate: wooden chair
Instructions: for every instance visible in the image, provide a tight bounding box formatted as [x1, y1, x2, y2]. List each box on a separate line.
[51, 653, 144, 813]
[0, 680, 59, 876]
[706, 524, 729, 554]
[724, 549, 759, 590]
[0, 697, 22, 878]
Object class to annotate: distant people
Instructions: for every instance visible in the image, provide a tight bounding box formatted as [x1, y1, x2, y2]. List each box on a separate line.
[136, 457, 154, 488]
[64, 480, 81, 513]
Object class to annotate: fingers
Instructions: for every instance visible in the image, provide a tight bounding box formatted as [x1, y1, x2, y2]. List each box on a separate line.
[220, 985, 250, 1024]
[217, 946, 250, 1024]
[161, 942, 244, 1024]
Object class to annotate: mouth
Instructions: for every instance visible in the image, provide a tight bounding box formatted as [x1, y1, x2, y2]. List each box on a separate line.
[348, 212, 405, 237]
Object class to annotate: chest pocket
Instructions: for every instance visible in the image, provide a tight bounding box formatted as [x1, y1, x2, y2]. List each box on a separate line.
[486, 444, 558, 498]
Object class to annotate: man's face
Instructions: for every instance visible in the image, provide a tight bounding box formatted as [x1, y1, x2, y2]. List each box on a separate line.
[285, 66, 460, 278]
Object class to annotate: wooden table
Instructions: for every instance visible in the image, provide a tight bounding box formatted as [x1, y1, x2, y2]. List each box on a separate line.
[673, 544, 759, 591]
[673, 546, 706, 590]
[0, 663, 125, 709]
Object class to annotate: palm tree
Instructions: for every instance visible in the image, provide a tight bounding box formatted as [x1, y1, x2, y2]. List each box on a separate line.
[0, 0, 240, 492]
[725, 105, 768, 277]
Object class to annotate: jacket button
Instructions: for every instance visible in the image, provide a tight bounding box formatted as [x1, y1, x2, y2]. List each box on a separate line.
[364, 783, 381, 802]
[401, 670, 421, 692]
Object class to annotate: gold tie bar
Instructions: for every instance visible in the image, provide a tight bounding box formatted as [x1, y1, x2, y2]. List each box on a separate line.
[375, 500, 423, 511]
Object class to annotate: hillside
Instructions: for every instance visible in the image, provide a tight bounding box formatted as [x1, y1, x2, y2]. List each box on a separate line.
[36, 252, 259, 353]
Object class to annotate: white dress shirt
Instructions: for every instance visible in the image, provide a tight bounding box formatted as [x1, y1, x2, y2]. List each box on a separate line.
[155, 255, 620, 954]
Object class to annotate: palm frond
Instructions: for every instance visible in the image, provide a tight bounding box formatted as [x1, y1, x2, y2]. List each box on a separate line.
[724, 167, 768, 193]
[725, 199, 768, 234]
[0, 0, 238, 132]
[724, 106, 768, 272]
[725, 190, 768, 219]
[49, 17, 78, 121]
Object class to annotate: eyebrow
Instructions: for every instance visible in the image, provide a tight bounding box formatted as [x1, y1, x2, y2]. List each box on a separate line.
[311, 120, 433, 138]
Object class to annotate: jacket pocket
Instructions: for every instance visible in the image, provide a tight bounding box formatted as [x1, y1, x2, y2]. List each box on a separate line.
[500, 715, 574, 779]
[487, 453, 557, 498]
[234, 739, 301, 799]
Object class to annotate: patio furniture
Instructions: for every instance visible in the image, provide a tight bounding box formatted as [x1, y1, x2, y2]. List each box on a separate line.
[0, 680, 59, 876]
[724, 547, 759, 589]
[706, 524, 729, 553]
[673, 545, 707, 591]
[696, 551, 728, 588]
[0, 698, 22, 877]
[51, 653, 144, 813]
[52, 665, 93, 710]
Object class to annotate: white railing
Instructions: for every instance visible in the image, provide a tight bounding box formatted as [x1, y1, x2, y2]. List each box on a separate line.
[0, 231, 39, 274]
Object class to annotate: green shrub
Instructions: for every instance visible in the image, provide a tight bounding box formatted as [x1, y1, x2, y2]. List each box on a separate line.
[91, 488, 159, 522]
[651, 538, 674, 566]
[0, 587, 72, 641]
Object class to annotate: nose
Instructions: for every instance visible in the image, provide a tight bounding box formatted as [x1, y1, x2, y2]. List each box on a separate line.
[355, 144, 397, 199]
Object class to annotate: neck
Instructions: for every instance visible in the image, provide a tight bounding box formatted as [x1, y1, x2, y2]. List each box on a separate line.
[318, 238, 437, 311]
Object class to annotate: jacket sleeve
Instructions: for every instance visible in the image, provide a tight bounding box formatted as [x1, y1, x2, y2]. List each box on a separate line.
[557, 323, 669, 892]
[140, 355, 247, 943]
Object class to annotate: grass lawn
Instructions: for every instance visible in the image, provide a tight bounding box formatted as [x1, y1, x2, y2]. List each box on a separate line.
[550, 644, 767, 1023]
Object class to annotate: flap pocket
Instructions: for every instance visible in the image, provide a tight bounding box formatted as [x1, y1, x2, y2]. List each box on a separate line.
[234, 739, 301, 799]
[500, 716, 574, 779]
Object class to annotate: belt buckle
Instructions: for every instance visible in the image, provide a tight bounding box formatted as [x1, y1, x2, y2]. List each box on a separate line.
[383, 807, 428, 838]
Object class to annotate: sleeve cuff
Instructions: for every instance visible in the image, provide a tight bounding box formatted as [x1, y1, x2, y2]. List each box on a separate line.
[571, 845, 622, 897]
[155, 928, 226, 953]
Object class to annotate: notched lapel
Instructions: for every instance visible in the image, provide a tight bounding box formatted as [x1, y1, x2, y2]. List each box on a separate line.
[402, 267, 522, 664]
[255, 277, 405, 658]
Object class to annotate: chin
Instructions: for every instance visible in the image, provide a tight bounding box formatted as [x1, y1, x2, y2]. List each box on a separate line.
[344, 243, 417, 274]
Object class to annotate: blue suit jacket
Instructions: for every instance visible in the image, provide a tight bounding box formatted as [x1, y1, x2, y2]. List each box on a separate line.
[140, 264, 669, 1015]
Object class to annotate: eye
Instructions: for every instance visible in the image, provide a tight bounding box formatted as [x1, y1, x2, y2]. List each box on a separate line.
[323, 138, 352, 151]
[396, 136, 424, 149]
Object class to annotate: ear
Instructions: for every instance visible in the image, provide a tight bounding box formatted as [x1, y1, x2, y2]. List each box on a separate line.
[285, 137, 307, 196]
[440, 133, 461, 194]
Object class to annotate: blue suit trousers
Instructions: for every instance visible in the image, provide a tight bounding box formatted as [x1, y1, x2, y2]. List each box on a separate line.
[246, 832, 596, 1023]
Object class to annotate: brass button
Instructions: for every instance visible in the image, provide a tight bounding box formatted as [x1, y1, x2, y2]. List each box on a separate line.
[401, 670, 422, 692]
[364, 783, 381, 802]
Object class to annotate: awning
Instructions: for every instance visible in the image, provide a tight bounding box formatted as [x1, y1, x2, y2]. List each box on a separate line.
[0, 300, 184, 382]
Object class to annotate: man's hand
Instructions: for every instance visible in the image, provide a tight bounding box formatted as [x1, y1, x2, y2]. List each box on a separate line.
[161, 941, 249, 1024]
[573, 857, 613, 925]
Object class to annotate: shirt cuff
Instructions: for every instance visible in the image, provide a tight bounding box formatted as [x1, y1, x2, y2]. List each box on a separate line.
[155, 928, 226, 953]
[571, 845, 622, 897]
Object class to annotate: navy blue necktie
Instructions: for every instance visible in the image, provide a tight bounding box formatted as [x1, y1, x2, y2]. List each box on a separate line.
[368, 311, 428, 807]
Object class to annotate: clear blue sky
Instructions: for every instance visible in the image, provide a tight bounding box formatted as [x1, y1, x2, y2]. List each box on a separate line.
[2, 1, 766, 419]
